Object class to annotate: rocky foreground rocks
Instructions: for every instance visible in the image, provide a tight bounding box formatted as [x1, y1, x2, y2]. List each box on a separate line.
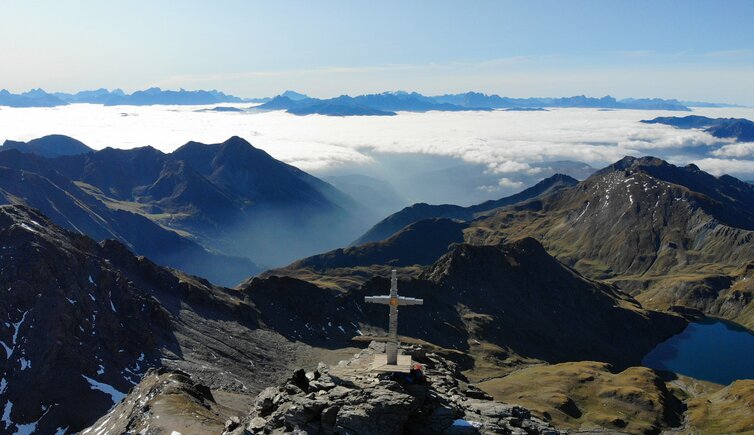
[235, 342, 562, 435]
[85, 342, 563, 435]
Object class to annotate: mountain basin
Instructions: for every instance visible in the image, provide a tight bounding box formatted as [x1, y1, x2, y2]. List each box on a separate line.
[642, 318, 754, 385]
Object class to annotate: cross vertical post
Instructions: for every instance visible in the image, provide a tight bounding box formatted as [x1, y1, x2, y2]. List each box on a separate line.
[365, 269, 423, 369]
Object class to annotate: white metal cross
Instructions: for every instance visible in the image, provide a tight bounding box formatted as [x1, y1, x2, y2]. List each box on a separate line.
[365, 269, 423, 365]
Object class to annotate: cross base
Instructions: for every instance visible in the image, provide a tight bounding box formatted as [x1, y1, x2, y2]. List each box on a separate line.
[370, 353, 413, 373]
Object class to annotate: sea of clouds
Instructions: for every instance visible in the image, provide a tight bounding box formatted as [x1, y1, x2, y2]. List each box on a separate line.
[1, 103, 753, 202]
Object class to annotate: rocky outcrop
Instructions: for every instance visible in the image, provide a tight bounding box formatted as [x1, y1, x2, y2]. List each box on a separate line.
[82, 367, 230, 435]
[243, 342, 563, 435]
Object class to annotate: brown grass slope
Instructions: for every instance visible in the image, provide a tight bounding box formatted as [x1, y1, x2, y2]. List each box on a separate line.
[479, 361, 684, 435]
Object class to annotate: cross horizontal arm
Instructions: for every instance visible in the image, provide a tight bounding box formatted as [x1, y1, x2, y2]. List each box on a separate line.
[397, 297, 423, 306]
[365, 296, 392, 305]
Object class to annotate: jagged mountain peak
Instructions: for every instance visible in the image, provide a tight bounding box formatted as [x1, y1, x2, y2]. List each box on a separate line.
[172, 136, 272, 166]
[600, 155, 668, 173]
[586, 155, 754, 230]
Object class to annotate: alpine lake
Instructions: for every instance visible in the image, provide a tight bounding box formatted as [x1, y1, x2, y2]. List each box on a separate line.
[642, 318, 754, 385]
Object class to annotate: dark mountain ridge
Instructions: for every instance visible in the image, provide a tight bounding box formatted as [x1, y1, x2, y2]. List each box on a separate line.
[0, 88, 68, 107]
[0, 135, 94, 157]
[0, 149, 259, 285]
[354, 174, 578, 245]
[642, 115, 754, 142]
[5, 88, 740, 110]
[256, 92, 696, 115]
[290, 218, 467, 271]
[0, 135, 370, 274]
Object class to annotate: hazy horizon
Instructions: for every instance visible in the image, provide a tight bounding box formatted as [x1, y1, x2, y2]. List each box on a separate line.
[2, 86, 750, 107]
[2, 0, 754, 105]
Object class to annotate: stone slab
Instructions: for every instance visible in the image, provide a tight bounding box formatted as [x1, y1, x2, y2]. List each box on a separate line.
[370, 354, 413, 373]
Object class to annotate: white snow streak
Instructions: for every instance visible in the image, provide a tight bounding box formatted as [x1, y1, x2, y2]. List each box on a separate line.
[81, 375, 126, 405]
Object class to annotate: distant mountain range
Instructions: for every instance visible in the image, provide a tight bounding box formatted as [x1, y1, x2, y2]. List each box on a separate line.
[254, 92, 705, 115]
[1, 87, 744, 111]
[0, 87, 249, 107]
[432, 93, 694, 111]
[642, 115, 754, 142]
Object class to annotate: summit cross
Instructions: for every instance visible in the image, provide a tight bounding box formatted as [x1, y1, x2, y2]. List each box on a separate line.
[365, 269, 423, 367]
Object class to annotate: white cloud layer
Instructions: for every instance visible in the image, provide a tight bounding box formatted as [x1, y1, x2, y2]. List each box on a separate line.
[690, 158, 754, 176]
[1, 104, 753, 179]
[711, 142, 754, 158]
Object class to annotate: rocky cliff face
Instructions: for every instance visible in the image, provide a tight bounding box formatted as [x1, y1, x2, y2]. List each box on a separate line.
[0, 205, 298, 434]
[86, 342, 564, 435]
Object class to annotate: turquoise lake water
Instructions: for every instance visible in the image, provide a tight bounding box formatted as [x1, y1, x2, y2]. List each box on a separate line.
[642, 319, 754, 385]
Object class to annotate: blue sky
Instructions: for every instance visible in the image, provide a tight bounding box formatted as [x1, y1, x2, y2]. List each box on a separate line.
[2, 0, 754, 103]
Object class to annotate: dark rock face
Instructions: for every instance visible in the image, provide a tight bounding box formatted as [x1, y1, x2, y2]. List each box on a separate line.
[0, 205, 297, 434]
[246, 238, 686, 368]
[598, 156, 754, 231]
[243, 343, 563, 434]
[0, 206, 168, 433]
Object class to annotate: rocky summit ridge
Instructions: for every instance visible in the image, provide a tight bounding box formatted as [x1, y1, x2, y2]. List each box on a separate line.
[86, 342, 563, 435]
